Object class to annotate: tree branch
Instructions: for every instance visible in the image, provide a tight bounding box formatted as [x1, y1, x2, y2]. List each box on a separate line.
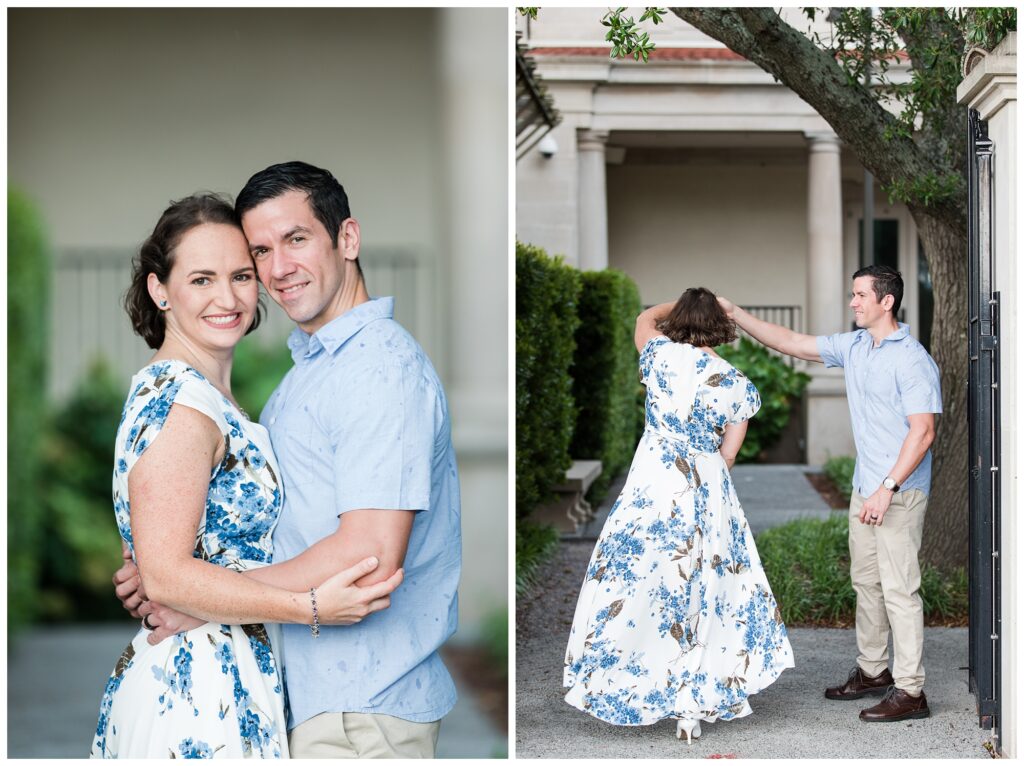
[670, 7, 966, 234]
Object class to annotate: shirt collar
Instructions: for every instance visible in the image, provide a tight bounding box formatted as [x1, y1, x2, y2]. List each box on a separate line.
[855, 322, 911, 349]
[287, 297, 395, 364]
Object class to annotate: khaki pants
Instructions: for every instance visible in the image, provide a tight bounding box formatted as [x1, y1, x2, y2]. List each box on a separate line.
[848, 489, 928, 695]
[289, 712, 441, 759]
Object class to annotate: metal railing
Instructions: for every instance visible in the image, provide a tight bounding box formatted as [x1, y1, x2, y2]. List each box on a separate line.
[48, 247, 428, 401]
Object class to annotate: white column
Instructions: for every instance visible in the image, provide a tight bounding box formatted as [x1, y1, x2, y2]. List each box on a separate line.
[577, 129, 609, 271]
[804, 131, 854, 464]
[806, 131, 845, 335]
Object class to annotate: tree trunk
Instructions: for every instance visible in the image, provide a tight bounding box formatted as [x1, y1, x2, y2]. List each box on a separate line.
[910, 210, 968, 570]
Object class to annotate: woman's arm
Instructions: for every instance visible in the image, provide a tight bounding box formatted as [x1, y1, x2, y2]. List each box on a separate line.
[129, 403, 400, 626]
[720, 420, 749, 470]
[635, 301, 676, 352]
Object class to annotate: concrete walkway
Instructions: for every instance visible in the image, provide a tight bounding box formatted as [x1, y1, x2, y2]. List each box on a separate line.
[521, 464, 992, 759]
[8, 623, 504, 759]
[577, 463, 835, 540]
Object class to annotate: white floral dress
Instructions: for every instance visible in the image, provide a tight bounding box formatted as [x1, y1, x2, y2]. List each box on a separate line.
[91, 360, 289, 758]
[564, 337, 794, 726]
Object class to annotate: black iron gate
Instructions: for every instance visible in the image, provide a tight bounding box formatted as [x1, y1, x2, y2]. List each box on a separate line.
[966, 108, 1000, 741]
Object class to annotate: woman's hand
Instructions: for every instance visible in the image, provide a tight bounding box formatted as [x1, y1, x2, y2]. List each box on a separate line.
[313, 556, 405, 626]
[113, 541, 146, 618]
[139, 600, 207, 645]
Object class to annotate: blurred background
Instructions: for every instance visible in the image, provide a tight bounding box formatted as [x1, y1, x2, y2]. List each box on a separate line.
[8, 7, 507, 757]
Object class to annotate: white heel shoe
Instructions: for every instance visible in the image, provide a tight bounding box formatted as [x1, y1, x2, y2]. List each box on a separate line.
[676, 718, 701, 744]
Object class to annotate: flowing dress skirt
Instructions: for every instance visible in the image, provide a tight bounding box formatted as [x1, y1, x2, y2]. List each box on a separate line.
[564, 434, 794, 726]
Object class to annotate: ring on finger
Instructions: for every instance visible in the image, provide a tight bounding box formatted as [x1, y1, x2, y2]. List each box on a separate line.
[142, 614, 154, 630]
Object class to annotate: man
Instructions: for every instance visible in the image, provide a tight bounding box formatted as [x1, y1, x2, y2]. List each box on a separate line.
[116, 162, 461, 757]
[718, 264, 940, 723]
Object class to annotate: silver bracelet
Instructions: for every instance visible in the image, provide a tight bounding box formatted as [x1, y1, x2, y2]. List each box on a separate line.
[309, 587, 320, 638]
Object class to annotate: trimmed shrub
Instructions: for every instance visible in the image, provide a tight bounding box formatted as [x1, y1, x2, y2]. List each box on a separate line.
[8, 188, 51, 633]
[516, 242, 581, 518]
[716, 338, 811, 462]
[570, 270, 643, 503]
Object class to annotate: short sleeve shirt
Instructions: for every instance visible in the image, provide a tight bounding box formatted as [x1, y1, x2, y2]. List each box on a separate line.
[261, 297, 461, 728]
[816, 323, 942, 497]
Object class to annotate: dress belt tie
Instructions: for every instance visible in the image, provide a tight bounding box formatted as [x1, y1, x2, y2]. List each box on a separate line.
[645, 426, 720, 457]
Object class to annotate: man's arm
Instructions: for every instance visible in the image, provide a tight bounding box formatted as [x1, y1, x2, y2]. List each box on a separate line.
[635, 301, 675, 352]
[857, 413, 936, 526]
[717, 296, 822, 363]
[245, 509, 415, 591]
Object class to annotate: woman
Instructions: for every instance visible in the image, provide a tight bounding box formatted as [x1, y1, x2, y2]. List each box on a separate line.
[91, 195, 401, 758]
[563, 287, 793, 744]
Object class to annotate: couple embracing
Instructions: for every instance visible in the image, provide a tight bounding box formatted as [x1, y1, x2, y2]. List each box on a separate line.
[91, 162, 460, 759]
[564, 269, 941, 743]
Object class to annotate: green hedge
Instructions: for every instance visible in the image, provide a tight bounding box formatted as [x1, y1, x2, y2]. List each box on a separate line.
[516, 242, 581, 518]
[716, 337, 811, 462]
[570, 270, 643, 503]
[8, 188, 51, 633]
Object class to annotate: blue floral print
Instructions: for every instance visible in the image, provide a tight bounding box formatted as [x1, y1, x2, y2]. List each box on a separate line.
[565, 338, 794, 726]
[91, 360, 288, 758]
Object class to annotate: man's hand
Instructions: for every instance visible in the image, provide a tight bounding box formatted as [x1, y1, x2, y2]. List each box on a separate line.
[859, 487, 895, 526]
[139, 600, 207, 645]
[717, 295, 736, 319]
[113, 541, 146, 618]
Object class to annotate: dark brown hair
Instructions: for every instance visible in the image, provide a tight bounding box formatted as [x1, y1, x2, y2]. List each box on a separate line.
[657, 287, 737, 347]
[124, 193, 263, 349]
[853, 263, 903, 314]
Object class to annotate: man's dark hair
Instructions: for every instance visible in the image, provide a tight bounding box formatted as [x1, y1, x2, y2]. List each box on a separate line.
[657, 287, 737, 348]
[853, 264, 903, 315]
[236, 161, 352, 248]
[125, 193, 263, 349]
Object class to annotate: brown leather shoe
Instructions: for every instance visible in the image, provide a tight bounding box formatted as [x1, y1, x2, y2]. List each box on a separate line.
[859, 687, 930, 722]
[824, 666, 894, 700]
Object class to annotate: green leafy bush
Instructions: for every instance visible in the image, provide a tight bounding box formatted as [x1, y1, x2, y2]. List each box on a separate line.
[231, 335, 295, 420]
[516, 242, 581, 518]
[570, 270, 644, 503]
[516, 521, 560, 598]
[824, 455, 856, 503]
[757, 515, 967, 625]
[8, 188, 51, 634]
[480, 607, 508, 678]
[716, 338, 811, 462]
[39, 358, 127, 621]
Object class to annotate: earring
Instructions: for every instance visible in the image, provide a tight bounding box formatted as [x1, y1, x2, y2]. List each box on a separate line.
[159, 301, 168, 308]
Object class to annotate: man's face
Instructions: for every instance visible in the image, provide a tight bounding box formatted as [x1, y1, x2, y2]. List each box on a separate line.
[241, 190, 347, 334]
[849, 275, 890, 329]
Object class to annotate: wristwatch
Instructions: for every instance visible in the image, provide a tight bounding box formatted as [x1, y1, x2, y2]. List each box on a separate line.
[882, 476, 901, 492]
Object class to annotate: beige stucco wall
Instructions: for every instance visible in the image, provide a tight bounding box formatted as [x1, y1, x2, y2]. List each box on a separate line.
[9, 7, 508, 640]
[607, 159, 808, 307]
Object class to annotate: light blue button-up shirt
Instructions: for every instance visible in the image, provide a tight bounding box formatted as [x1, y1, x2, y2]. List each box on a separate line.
[817, 323, 942, 497]
[261, 296, 461, 728]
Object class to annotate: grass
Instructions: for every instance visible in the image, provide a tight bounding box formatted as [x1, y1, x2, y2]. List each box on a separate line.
[516, 521, 560, 598]
[756, 515, 968, 626]
[823, 455, 855, 503]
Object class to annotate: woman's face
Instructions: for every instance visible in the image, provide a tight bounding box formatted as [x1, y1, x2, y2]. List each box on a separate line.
[152, 223, 258, 354]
